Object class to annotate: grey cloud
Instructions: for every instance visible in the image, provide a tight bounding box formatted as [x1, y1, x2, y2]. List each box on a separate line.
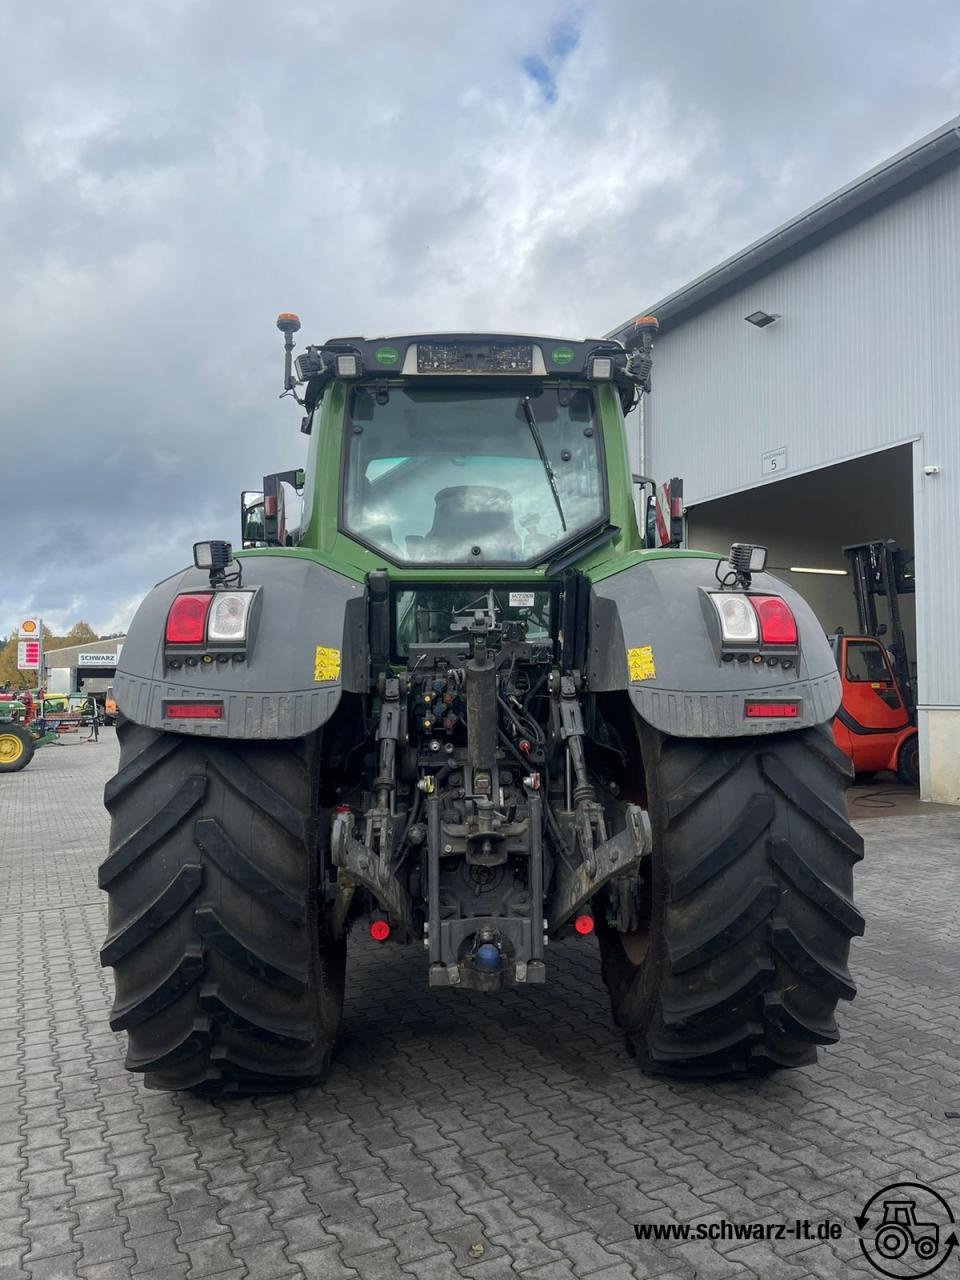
[2, 0, 959, 632]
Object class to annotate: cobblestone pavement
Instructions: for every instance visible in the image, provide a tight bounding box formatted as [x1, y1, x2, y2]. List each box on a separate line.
[2, 730, 959, 1280]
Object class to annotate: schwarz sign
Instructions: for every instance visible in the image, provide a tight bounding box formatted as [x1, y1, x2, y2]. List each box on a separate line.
[77, 652, 120, 667]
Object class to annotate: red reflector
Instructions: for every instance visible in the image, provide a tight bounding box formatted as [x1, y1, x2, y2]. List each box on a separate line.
[744, 702, 799, 718]
[574, 914, 594, 936]
[369, 919, 390, 942]
[164, 702, 223, 719]
[751, 595, 798, 645]
[165, 593, 212, 644]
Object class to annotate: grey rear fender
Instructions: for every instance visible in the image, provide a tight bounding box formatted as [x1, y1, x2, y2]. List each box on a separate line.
[587, 557, 841, 737]
[114, 555, 369, 738]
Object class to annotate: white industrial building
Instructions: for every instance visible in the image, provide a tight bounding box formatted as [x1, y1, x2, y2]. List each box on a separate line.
[610, 117, 960, 804]
[43, 636, 125, 695]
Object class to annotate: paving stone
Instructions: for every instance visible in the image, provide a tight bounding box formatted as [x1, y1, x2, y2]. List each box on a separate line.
[5, 729, 960, 1280]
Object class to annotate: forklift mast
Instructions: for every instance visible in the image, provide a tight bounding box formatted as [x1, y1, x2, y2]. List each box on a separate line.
[842, 540, 916, 719]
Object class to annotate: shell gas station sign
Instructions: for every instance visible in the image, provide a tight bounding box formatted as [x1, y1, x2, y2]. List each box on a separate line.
[17, 617, 42, 671]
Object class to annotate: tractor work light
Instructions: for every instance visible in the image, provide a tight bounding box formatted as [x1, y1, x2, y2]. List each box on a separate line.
[194, 541, 233, 573]
[335, 354, 362, 377]
[729, 543, 768, 577]
[587, 356, 613, 380]
[294, 350, 323, 381]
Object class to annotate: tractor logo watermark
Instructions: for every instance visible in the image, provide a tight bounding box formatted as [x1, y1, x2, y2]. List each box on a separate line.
[857, 1182, 958, 1278]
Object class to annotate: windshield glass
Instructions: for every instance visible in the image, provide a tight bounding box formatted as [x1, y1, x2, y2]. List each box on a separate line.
[342, 385, 604, 565]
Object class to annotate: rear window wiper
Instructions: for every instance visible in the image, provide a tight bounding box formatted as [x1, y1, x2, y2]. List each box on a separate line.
[520, 396, 567, 532]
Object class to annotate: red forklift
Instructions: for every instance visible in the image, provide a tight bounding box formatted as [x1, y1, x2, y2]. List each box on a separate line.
[829, 540, 919, 785]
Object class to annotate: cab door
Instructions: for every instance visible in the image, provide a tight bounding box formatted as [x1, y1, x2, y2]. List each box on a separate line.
[833, 636, 910, 772]
[840, 637, 909, 732]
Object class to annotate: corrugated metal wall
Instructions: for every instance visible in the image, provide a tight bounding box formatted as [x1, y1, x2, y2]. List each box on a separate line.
[641, 163, 960, 711]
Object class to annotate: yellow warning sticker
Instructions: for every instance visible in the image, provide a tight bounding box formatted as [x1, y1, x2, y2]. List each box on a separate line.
[313, 646, 342, 682]
[627, 645, 657, 682]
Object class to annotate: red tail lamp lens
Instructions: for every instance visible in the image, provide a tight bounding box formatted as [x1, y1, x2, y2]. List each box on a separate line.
[744, 702, 799, 718]
[751, 595, 798, 645]
[165, 593, 212, 644]
[369, 919, 390, 942]
[164, 702, 223, 719]
[574, 914, 594, 936]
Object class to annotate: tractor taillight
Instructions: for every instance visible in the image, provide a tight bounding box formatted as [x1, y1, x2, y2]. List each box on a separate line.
[574, 914, 594, 936]
[207, 591, 254, 643]
[709, 592, 798, 648]
[710, 592, 759, 644]
[165, 593, 213, 644]
[751, 595, 798, 645]
[744, 702, 799, 718]
[369, 920, 391, 941]
[163, 701, 224, 719]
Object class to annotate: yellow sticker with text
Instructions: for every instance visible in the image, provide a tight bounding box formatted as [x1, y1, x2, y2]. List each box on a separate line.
[627, 645, 656, 682]
[314, 646, 341, 682]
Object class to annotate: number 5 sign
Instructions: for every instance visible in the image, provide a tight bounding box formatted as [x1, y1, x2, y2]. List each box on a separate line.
[761, 447, 787, 476]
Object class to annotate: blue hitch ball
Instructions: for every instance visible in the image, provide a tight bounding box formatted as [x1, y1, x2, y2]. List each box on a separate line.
[474, 943, 502, 971]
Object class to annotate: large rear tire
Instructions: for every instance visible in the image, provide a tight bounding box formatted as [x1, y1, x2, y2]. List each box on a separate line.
[99, 717, 345, 1094]
[597, 724, 864, 1077]
[0, 723, 35, 772]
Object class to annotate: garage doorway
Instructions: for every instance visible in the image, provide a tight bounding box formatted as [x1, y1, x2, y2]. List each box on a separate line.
[685, 443, 916, 682]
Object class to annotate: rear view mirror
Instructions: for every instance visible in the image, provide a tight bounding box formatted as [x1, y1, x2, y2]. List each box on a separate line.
[241, 490, 266, 547]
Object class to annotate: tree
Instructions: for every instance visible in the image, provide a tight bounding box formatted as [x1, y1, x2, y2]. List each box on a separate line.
[48, 621, 98, 650]
[0, 634, 29, 691]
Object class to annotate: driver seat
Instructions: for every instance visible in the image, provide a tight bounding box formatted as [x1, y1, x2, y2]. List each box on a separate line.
[414, 485, 522, 560]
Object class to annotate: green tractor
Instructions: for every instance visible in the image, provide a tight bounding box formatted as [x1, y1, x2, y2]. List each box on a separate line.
[100, 317, 864, 1094]
[0, 693, 60, 771]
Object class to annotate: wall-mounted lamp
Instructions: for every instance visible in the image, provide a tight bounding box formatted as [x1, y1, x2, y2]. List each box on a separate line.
[786, 566, 848, 576]
[745, 310, 780, 327]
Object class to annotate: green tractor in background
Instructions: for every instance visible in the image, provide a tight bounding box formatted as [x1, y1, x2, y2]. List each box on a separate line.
[100, 316, 863, 1094]
[0, 693, 60, 771]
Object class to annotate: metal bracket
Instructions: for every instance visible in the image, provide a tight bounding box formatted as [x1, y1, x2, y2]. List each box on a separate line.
[546, 804, 651, 933]
[330, 814, 416, 939]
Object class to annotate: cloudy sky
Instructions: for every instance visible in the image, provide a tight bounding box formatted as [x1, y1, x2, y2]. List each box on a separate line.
[3, 1, 959, 634]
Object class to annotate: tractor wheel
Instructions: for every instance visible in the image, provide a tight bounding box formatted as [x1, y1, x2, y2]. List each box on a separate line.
[896, 734, 920, 787]
[99, 717, 345, 1094]
[0, 723, 35, 772]
[597, 724, 864, 1077]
